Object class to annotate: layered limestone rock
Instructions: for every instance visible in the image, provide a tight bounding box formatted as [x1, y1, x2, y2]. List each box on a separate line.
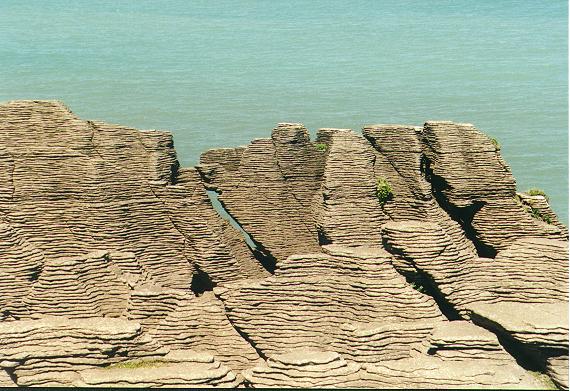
[0, 317, 167, 386]
[152, 292, 263, 373]
[215, 245, 444, 358]
[363, 124, 478, 259]
[244, 347, 544, 389]
[0, 100, 264, 293]
[360, 356, 545, 389]
[0, 100, 567, 388]
[546, 356, 569, 390]
[199, 123, 327, 265]
[382, 220, 568, 387]
[516, 192, 569, 237]
[22, 251, 132, 319]
[243, 350, 362, 388]
[421, 121, 565, 255]
[76, 350, 240, 388]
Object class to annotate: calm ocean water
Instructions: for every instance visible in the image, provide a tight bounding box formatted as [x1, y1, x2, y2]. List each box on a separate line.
[0, 0, 567, 222]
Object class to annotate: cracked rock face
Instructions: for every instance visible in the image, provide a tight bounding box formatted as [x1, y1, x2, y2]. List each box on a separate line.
[0, 100, 567, 389]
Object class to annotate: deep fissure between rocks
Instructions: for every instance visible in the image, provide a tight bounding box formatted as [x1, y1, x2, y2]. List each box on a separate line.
[206, 190, 276, 273]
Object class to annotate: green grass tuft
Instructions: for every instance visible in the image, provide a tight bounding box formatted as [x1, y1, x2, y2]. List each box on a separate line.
[526, 188, 549, 202]
[375, 178, 393, 206]
[489, 137, 500, 150]
[315, 143, 328, 152]
[411, 282, 427, 294]
[530, 207, 552, 224]
[107, 359, 166, 369]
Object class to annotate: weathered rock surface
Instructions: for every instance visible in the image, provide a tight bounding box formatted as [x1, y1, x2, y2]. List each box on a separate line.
[215, 245, 444, 358]
[0, 100, 567, 388]
[0, 100, 263, 294]
[547, 356, 569, 390]
[382, 221, 568, 352]
[243, 350, 362, 388]
[199, 123, 327, 265]
[152, 292, 263, 373]
[76, 350, 240, 388]
[244, 347, 544, 389]
[0, 317, 167, 386]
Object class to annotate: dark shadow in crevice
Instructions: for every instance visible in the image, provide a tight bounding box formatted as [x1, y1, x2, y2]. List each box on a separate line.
[169, 160, 181, 185]
[404, 272, 462, 321]
[29, 265, 41, 282]
[420, 154, 496, 258]
[382, 238, 462, 321]
[317, 226, 332, 246]
[191, 265, 215, 294]
[4, 367, 18, 385]
[223, 311, 269, 362]
[206, 190, 276, 273]
[469, 311, 567, 374]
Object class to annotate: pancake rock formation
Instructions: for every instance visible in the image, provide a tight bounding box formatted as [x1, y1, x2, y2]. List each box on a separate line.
[0, 100, 567, 389]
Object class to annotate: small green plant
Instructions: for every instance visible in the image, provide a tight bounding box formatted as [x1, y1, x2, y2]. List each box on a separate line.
[489, 137, 500, 150]
[375, 178, 393, 205]
[108, 359, 166, 369]
[315, 143, 328, 152]
[411, 282, 427, 294]
[526, 188, 549, 202]
[530, 207, 552, 224]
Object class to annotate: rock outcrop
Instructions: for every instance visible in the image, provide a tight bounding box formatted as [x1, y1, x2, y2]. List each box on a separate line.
[76, 350, 240, 388]
[0, 317, 167, 386]
[0, 100, 567, 388]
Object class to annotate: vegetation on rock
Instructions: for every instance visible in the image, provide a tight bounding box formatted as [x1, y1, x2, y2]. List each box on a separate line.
[490, 137, 501, 150]
[315, 143, 328, 152]
[375, 178, 393, 206]
[530, 207, 552, 224]
[527, 188, 549, 202]
[108, 359, 166, 369]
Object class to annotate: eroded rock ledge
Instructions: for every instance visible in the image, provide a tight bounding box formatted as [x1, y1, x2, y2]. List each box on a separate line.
[0, 100, 567, 389]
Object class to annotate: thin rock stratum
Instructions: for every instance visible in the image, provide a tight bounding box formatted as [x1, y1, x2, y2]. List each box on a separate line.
[0, 100, 567, 389]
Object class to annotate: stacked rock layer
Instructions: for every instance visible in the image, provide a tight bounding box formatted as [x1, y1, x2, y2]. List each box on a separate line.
[0, 100, 566, 389]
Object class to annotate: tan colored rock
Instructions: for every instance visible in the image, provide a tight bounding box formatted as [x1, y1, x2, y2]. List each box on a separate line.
[546, 356, 569, 390]
[216, 245, 444, 358]
[153, 292, 262, 373]
[0, 100, 264, 291]
[516, 192, 568, 237]
[421, 121, 564, 254]
[199, 123, 326, 264]
[0, 102, 566, 388]
[243, 350, 362, 388]
[0, 370, 16, 387]
[76, 350, 240, 388]
[316, 129, 388, 246]
[22, 251, 131, 319]
[0, 317, 168, 386]
[363, 124, 477, 258]
[361, 355, 544, 389]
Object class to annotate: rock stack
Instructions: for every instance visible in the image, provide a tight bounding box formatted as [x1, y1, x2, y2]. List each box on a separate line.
[0, 100, 566, 389]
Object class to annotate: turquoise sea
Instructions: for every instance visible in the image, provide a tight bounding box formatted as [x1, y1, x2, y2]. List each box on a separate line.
[0, 0, 567, 222]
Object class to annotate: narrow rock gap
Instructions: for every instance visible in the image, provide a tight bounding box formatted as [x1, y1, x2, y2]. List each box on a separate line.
[4, 368, 17, 385]
[469, 311, 565, 374]
[206, 190, 276, 273]
[420, 155, 496, 258]
[383, 239, 462, 321]
[224, 311, 269, 362]
[399, 267, 462, 321]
